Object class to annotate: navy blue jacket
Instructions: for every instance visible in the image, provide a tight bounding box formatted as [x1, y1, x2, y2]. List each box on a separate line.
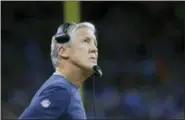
[18, 74, 87, 120]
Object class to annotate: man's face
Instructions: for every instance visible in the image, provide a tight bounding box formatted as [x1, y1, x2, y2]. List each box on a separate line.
[68, 27, 98, 72]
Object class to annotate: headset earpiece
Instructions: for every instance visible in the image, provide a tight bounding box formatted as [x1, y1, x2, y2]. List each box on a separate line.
[54, 22, 76, 43]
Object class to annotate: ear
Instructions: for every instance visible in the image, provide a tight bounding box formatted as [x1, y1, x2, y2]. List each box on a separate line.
[59, 45, 69, 59]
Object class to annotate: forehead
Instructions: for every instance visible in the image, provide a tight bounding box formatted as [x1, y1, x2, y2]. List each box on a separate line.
[73, 28, 97, 42]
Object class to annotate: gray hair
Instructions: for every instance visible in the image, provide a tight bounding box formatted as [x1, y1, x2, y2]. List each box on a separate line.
[50, 22, 96, 68]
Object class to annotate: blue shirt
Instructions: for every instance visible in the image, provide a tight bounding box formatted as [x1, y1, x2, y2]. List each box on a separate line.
[18, 74, 87, 120]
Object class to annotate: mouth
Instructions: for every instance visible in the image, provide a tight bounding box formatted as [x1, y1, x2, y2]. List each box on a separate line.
[89, 57, 97, 62]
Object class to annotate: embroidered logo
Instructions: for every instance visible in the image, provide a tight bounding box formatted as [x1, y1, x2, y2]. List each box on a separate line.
[41, 99, 51, 108]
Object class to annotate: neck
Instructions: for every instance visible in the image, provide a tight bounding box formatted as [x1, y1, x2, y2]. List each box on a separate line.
[55, 62, 91, 88]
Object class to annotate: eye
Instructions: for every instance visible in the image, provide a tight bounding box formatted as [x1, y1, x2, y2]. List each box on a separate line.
[84, 39, 90, 43]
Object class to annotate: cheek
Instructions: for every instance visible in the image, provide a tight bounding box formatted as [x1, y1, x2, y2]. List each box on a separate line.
[76, 45, 88, 54]
[71, 46, 88, 60]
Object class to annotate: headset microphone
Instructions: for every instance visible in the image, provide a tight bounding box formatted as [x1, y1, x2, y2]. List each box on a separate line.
[92, 65, 103, 119]
[93, 65, 103, 78]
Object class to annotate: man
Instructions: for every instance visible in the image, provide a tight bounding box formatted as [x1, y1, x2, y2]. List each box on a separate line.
[19, 22, 99, 119]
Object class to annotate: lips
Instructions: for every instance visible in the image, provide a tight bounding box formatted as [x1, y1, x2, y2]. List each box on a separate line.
[90, 57, 96, 59]
[89, 56, 97, 60]
[89, 57, 97, 62]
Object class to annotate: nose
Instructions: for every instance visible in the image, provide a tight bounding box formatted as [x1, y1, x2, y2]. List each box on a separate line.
[90, 44, 98, 54]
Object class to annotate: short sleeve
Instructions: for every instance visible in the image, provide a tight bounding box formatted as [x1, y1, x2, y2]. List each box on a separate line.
[18, 86, 70, 119]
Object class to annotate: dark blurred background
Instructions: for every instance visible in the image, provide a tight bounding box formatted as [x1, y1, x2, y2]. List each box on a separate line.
[1, 1, 184, 119]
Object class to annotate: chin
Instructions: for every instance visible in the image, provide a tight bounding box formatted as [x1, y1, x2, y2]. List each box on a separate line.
[82, 63, 96, 72]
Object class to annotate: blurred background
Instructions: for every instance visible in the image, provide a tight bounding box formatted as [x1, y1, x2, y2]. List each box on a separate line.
[1, 1, 184, 119]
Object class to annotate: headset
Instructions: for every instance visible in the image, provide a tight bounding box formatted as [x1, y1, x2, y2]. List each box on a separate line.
[54, 22, 76, 43]
[54, 22, 103, 119]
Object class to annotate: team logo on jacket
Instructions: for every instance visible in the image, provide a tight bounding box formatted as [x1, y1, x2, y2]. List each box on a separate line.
[41, 99, 51, 108]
